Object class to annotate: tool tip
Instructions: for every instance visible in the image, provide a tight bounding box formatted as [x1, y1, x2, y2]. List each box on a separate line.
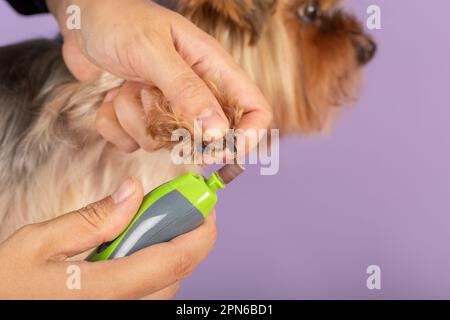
[217, 164, 245, 185]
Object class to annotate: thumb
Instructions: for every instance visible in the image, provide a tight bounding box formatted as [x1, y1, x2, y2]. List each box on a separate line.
[42, 178, 144, 260]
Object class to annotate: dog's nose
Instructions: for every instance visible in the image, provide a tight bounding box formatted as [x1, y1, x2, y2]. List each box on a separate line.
[356, 37, 377, 65]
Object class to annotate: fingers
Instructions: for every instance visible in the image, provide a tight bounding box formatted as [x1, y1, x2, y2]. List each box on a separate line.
[96, 82, 165, 152]
[7, 183, 215, 299]
[203, 55, 273, 155]
[39, 178, 144, 260]
[112, 82, 160, 152]
[95, 8, 272, 156]
[140, 44, 229, 134]
[72, 213, 217, 299]
[170, 23, 273, 155]
[96, 88, 140, 153]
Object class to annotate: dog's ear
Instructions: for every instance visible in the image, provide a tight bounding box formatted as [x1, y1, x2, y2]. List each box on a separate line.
[177, 0, 278, 44]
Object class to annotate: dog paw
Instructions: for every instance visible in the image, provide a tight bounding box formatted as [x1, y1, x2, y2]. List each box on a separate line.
[146, 80, 243, 150]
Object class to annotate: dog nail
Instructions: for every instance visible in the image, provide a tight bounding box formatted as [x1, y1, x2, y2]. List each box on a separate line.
[112, 178, 136, 204]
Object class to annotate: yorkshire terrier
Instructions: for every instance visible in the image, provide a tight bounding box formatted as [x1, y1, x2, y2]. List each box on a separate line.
[0, 0, 375, 240]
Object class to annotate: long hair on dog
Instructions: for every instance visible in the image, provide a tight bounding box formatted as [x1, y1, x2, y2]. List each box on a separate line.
[0, 41, 195, 240]
[0, 0, 375, 240]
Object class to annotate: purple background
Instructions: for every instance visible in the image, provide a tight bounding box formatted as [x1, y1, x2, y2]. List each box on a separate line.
[1, 0, 449, 299]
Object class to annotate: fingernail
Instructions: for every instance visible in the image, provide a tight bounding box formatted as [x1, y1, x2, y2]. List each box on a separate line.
[112, 178, 136, 204]
[197, 108, 227, 132]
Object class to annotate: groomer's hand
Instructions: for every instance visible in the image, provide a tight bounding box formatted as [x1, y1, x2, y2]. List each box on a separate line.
[0, 178, 216, 299]
[46, 0, 272, 154]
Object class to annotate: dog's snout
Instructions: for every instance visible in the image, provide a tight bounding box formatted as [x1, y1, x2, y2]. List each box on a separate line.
[355, 36, 377, 65]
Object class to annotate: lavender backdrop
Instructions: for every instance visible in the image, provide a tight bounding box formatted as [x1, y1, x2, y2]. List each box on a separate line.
[1, 0, 449, 299]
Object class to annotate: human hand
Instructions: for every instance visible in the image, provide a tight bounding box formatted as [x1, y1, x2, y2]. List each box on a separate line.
[46, 0, 272, 154]
[0, 178, 216, 299]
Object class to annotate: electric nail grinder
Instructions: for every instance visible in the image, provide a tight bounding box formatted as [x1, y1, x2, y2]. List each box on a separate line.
[87, 164, 245, 261]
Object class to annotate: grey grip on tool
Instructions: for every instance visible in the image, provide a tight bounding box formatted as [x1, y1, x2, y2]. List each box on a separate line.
[96, 190, 204, 259]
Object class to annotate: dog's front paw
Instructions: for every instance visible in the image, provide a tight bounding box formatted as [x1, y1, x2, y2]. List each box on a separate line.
[145, 80, 243, 151]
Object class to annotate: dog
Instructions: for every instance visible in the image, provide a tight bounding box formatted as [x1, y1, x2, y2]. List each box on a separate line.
[0, 0, 375, 240]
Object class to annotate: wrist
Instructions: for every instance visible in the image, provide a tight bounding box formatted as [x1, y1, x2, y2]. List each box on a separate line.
[46, 0, 68, 22]
[46, 0, 85, 32]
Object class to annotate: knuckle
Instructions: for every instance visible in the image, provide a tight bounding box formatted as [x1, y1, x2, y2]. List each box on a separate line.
[113, 93, 130, 112]
[131, 30, 168, 72]
[172, 74, 210, 107]
[140, 27, 165, 50]
[95, 106, 122, 136]
[77, 201, 110, 232]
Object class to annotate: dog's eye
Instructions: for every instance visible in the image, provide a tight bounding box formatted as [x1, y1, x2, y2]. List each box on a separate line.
[297, 4, 322, 24]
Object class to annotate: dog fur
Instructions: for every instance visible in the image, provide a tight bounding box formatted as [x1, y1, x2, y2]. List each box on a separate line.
[0, 0, 375, 241]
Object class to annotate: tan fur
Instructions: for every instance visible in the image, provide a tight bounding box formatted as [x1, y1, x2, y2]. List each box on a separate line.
[0, 74, 196, 241]
[148, 0, 375, 136]
[0, 0, 375, 241]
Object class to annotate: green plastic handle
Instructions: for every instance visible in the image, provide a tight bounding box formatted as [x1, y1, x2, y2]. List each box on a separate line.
[87, 172, 224, 261]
